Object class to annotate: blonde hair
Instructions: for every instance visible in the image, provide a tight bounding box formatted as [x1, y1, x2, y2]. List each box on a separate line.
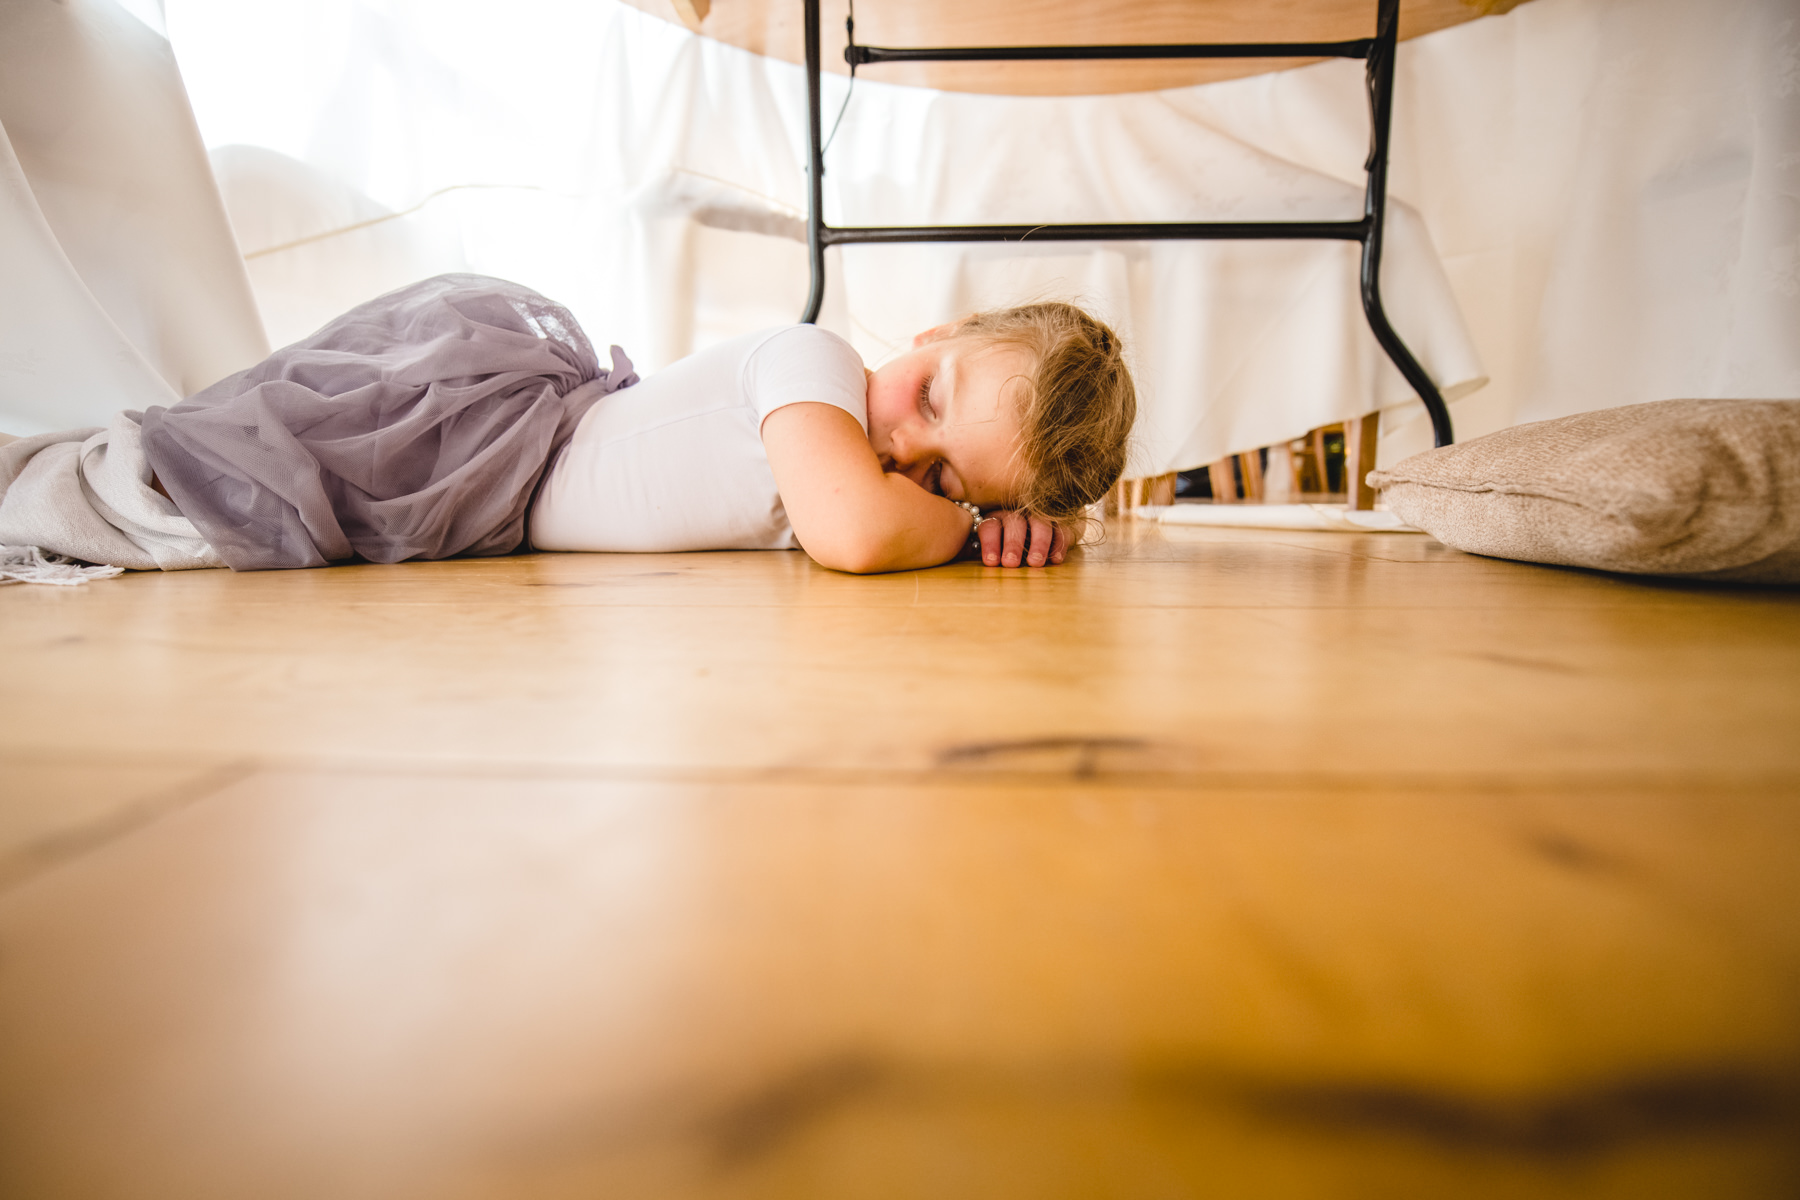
[951, 302, 1136, 524]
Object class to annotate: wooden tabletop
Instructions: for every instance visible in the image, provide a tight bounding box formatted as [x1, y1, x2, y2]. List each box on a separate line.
[620, 0, 1531, 95]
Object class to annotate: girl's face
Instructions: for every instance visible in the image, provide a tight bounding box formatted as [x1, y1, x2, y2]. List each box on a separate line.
[863, 336, 1030, 509]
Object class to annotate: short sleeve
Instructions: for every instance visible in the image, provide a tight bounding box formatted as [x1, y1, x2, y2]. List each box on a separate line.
[744, 325, 868, 433]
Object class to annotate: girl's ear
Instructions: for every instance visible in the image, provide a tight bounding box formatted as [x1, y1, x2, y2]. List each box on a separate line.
[911, 318, 965, 348]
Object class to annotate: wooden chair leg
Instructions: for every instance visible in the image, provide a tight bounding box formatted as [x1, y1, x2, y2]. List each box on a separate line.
[1108, 473, 1178, 515]
[1207, 460, 1238, 504]
[1236, 451, 1264, 503]
[1142, 472, 1177, 507]
[1344, 413, 1380, 511]
[1110, 476, 1144, 516]
[1306, 427, 1333, 497]
[670, 0, 710, 31]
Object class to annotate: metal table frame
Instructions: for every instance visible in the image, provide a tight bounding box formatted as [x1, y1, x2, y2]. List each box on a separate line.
[797, 0, 1454, 447]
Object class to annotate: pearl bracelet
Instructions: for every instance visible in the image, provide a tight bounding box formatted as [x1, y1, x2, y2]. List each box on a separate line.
[951, 500, 996, 553]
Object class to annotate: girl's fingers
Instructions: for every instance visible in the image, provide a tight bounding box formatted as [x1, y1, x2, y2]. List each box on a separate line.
[1026, 516, 1055, 566]
[973, 511, 1071, 568]
[977, 516, 1003, 566]
[1000, 510, 1030, 566]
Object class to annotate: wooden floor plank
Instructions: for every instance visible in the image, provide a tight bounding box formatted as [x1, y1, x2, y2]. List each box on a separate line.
[2, 530, 1796, 778]
[0, 769, 1794, 1198]
[0, 758, 246, 892]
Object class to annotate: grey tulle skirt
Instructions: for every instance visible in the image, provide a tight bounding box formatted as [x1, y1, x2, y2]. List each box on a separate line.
[142, 275, 636, 571]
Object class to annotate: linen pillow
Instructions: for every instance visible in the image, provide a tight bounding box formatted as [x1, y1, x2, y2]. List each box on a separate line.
[1368, 399, 1800, 583]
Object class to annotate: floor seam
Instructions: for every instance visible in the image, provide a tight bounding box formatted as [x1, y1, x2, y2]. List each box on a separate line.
[0, 758, 260, 895]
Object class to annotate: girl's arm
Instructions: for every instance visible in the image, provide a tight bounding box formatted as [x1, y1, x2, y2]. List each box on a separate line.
[761, 402, 970, 574]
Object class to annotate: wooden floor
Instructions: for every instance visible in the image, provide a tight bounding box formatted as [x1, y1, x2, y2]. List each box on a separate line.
[2, 522, 1798, 1199]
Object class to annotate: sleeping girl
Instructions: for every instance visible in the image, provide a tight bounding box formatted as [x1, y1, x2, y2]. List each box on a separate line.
[0, 275, 1135, 576]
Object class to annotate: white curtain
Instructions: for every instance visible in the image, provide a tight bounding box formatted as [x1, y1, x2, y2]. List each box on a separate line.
[0, 0, 267, 436]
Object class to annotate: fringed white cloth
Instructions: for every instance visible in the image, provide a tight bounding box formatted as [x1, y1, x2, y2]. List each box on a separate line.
[0, 544, 124, 586]
[0, 412, 224, 577]
[1134, 504, 1423, 533]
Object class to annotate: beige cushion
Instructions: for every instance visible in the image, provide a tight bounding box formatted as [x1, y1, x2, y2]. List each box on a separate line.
[1368, 399, 1800, 583]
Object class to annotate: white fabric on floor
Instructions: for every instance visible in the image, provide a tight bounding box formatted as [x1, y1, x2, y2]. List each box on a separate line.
[0, 544, 126, 586]
[1134, 504, 1423, 533]
[0, 412, 224, 571]
[0, 0, 268, 436]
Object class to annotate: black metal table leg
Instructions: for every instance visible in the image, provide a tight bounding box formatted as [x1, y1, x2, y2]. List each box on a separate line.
[1357, 0, 1454, 446]
[801, 0, 827, 325]
[795, 0, 1455, 446]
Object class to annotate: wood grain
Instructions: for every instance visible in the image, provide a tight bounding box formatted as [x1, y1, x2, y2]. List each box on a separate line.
[1345, 412, 1381, 510]
[619, 0, 1534, 95]
[3, 532, 1794, 779]
[1, 770, 1795, 1197]
[1, 524, 1795, 1197]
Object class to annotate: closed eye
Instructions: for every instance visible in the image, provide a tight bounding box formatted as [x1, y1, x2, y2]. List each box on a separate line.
[917, 373, 936, 418]
[924, 461, 944, 495]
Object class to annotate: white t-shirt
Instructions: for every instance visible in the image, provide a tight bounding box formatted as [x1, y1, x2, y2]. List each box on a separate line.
[529, 325, 867, 553]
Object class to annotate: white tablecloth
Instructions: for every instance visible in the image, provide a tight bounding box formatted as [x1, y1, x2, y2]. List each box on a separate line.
[159, 0, 1488, 475]
[6, 0, 1793, 482]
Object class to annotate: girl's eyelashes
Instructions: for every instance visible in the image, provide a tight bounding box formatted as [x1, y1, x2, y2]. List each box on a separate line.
[924, 461, 944, 495]
[917, 373, 936, 417]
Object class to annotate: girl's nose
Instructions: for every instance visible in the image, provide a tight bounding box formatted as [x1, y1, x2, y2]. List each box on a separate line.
[883, 424, 937, 486]
[887, 421, 921, 466]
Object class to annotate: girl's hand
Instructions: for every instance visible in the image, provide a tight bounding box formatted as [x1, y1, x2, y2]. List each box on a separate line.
[974, 510, 1069, 568]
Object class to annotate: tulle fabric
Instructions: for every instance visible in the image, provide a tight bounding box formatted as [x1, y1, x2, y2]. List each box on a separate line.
[141, 275, 636, 570]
